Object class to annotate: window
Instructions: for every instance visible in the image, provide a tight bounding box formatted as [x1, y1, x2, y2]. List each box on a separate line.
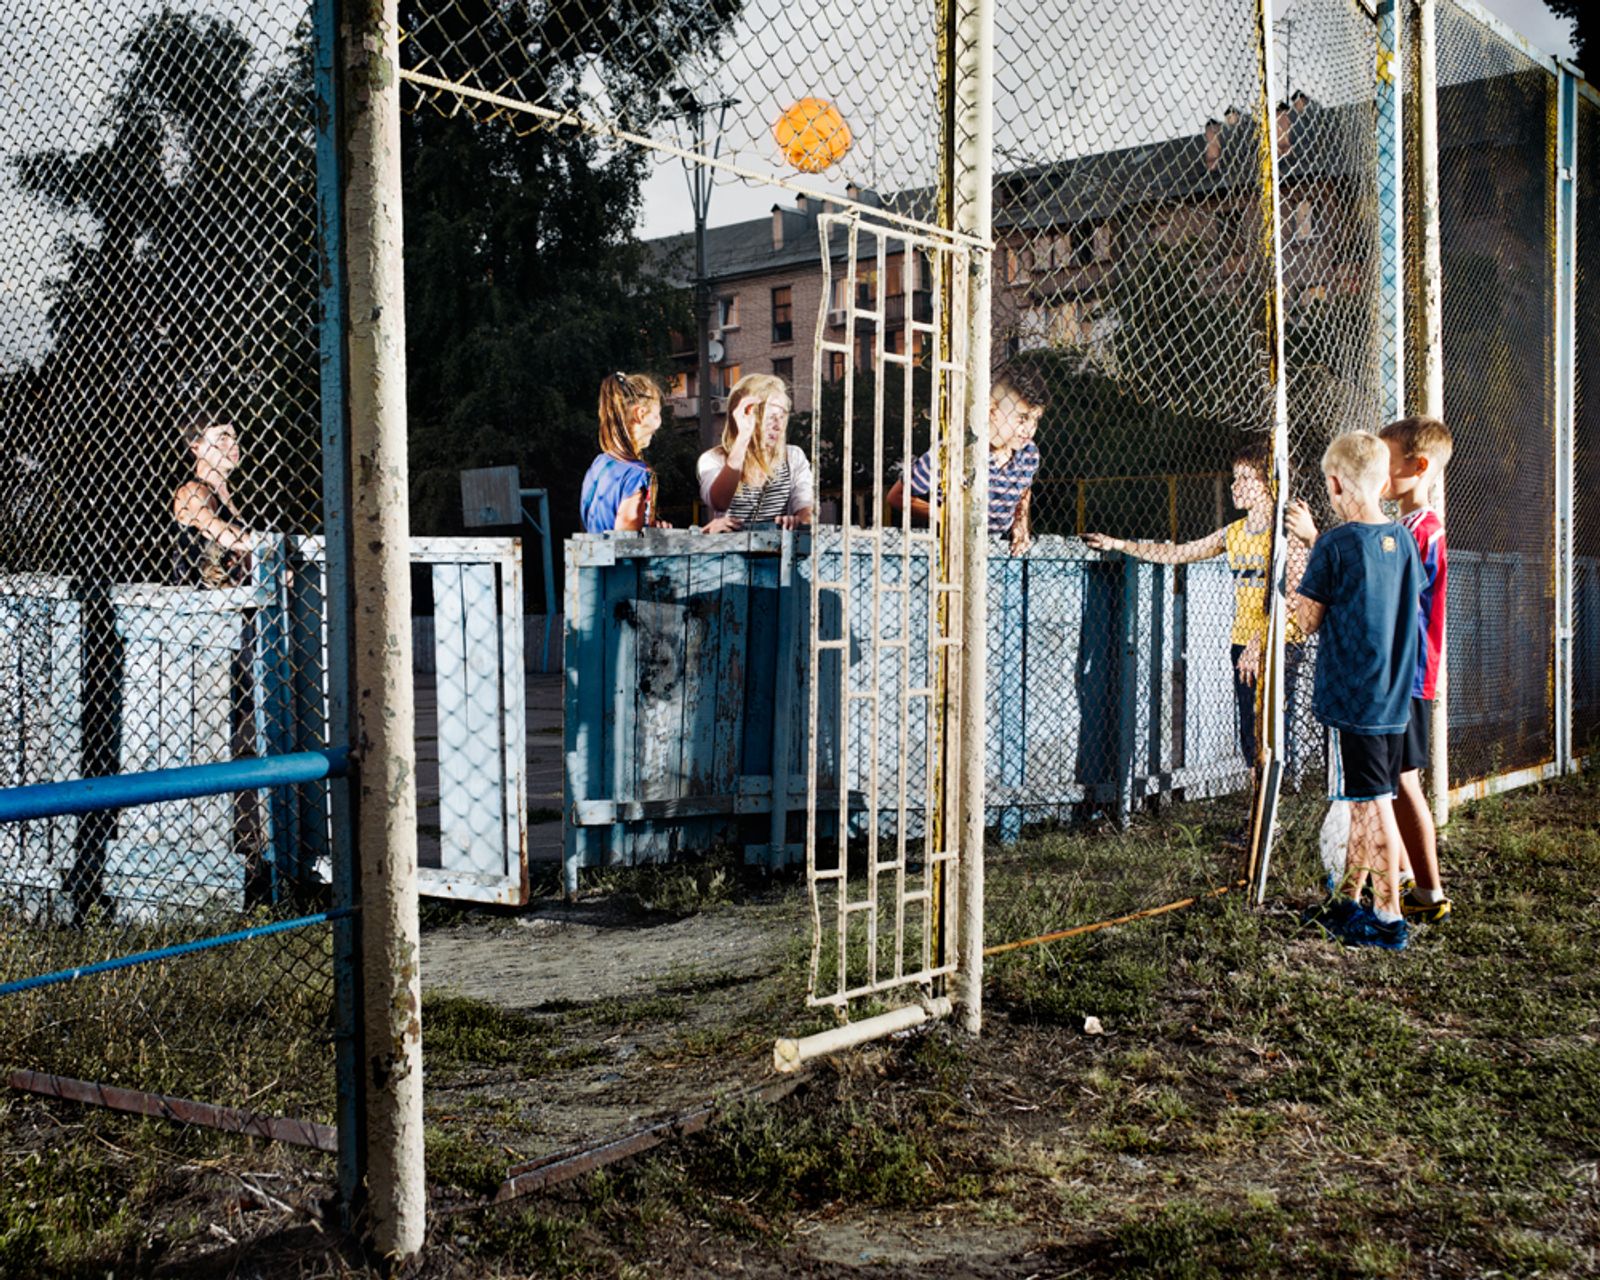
[885, 328, 905, 356]
[772, 357, 794, 384]
[828, 350, 847, 382]
[716, 363, 741, 395]
[855, 267, 878, 308]
[830, 277, 850, 314]
[771, 286, 793, 343]
[669, 370, 690, 398]
[1071, 221, 1111, 266]
[716, 294, 740, 330]
[886, 257, 904, 297]
[912, 331, 930, 364]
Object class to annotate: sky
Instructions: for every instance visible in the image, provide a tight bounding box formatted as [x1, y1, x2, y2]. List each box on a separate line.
[633, 0, 1580, 239]
[0, 0, 1582, 371]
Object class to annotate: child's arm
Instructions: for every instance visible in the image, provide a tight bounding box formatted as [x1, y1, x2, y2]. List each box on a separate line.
[1084, 527, 1226, 564]
[1296, 597, 1326, 635]
[1009, 488, 1032, 555]
[174, 481, 253, 553]
[703, 401, 760, 512]
[613, 490, 650, 531]
[885, 480, 932, 520]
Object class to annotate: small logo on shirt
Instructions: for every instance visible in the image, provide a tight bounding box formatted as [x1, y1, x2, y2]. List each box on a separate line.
[1381, 535, 1396, 553]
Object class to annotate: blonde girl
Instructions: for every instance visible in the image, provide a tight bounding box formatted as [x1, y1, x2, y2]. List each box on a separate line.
[696, 373, 814, 528]
[580, 372, 670, 532]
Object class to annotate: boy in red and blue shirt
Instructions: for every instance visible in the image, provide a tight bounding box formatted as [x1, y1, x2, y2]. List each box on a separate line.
[1380, 416, 1453, 923]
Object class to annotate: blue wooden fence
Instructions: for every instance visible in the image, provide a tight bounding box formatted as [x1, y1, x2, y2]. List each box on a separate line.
[562, 530, 1260, 884]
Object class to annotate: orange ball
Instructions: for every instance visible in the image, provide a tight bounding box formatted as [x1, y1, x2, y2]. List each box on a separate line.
[773, 98, 852, 174]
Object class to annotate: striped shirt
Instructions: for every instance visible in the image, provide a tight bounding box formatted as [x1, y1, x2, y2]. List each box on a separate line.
[908, 441, 1039, 534]
[1400, 506, 1447, 700]
[697, 445, 815, 522]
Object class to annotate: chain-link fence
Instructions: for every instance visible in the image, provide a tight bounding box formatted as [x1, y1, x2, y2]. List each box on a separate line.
[0, 0, 337, 1133]
[1428, 0, 1557, 788]
[1578, 88, 1600, 758]
[3, 0, 1599, 1242]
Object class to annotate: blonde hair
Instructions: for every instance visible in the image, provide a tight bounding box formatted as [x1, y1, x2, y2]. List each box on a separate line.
[1322, 431, 1388, 497]
[722, 373, 792, 486]
[597, 371, 662, 462]
[1378, 415, 1453, 471]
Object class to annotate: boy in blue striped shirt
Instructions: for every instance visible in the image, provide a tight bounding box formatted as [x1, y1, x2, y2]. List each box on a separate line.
[887, 362, 1048, 555]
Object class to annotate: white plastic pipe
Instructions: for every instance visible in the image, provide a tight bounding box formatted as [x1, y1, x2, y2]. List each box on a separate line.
[774, 999, 953, 1073]
[1417, 0, 1449, 829]
[953, 0, 994, 1041]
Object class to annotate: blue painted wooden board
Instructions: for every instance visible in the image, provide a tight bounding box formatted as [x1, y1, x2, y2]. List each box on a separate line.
[562, 530, 1251, 879]
[0, 576, 83, 921]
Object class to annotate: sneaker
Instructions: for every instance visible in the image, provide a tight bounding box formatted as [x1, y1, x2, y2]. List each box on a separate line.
[1341, 913, 1409, 950]
[1399, 874, 1416, 897]
[1401, 891, 1451, 924]
[1301, 895, 1368, 938]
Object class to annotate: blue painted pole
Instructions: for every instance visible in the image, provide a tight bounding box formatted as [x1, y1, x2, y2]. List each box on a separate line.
[311, 0, 362, 1228]
[1376, 0, 1406, 422]
[0, 909, 355, 999]
[0, 750, 349, 824]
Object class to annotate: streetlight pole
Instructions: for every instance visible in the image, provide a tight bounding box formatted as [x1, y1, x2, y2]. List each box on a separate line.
[672, 95, 737, 451]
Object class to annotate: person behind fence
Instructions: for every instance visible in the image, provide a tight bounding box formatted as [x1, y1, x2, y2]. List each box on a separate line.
[1085, 444, 1310, 773]
[171, 411, 266, 898]
[173, 415, 254, 588]
[581, 372, 670, 533]
[697, 373, 814, 528]
[582, 372, 740, 534]
[1289, 416, 1453, 926]
[885, 360, 1047, 555]
[1292, 431, 1421, 951]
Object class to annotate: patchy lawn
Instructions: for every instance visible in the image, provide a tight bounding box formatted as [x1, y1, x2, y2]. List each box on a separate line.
[3, 771, 1597, 1277]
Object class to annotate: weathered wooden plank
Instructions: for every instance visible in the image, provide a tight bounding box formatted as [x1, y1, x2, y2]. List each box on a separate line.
[678, 550, 723, 801]
[710, 548, 749, 802]
[496, 549, 528, 905]
[604, 559, 639, 867]
[435, 561, 507, 879]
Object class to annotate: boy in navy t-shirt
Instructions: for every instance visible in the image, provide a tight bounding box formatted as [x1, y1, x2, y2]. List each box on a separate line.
[1290, 431, 1421, 950]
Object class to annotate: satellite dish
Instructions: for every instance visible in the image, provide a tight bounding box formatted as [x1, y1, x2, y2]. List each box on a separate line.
[707, 338, 725, 363]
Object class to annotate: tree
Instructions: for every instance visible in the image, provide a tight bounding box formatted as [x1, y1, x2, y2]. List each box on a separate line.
[1542, 1, 1593, 70]
[395, 0, 746, 549]
[2, 8, 319, 580]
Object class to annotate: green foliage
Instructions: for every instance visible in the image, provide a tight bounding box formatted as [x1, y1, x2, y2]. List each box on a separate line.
[2, 8, 319, 578]
[396, 0, 746, 548]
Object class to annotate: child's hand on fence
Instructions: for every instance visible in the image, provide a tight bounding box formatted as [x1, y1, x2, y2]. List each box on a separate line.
[1237, 638, 1262, 686]
[1285, 500, 1318, 546]
[1010, 526, 1032, 556]
[700, 515, 742, 533]
[1084, 532, 1118, 552]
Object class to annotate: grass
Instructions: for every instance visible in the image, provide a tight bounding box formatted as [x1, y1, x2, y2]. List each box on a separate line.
[1, 772, 1597, 1275]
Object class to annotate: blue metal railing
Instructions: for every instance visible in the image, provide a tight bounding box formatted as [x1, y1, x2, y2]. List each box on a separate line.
[0, 748, 349, 824]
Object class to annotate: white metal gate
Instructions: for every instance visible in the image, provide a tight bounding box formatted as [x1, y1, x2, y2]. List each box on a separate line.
[804, 213, 972, 1012]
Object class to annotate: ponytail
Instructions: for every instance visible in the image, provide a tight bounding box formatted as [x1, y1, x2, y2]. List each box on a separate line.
[598, 371, 662, 462]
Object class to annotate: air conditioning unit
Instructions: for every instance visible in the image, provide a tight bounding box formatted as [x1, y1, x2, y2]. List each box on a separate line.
[710, 396, 729, 413]
[826, 308, 849, 326]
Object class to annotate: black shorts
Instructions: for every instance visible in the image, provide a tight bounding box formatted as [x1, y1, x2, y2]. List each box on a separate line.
[1401, 697, 1430, 774]
[1334, 730, 1404, 801]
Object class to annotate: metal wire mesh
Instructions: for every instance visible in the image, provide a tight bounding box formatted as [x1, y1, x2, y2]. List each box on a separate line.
[398, 0, 948, 225]
[983, 0, 1281, 917]
[1267, 0, 1386, 876]
[0, 1, 334, 1117]
[1426, 1, 1557, 786]
[1573, 91, 1600, 756]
